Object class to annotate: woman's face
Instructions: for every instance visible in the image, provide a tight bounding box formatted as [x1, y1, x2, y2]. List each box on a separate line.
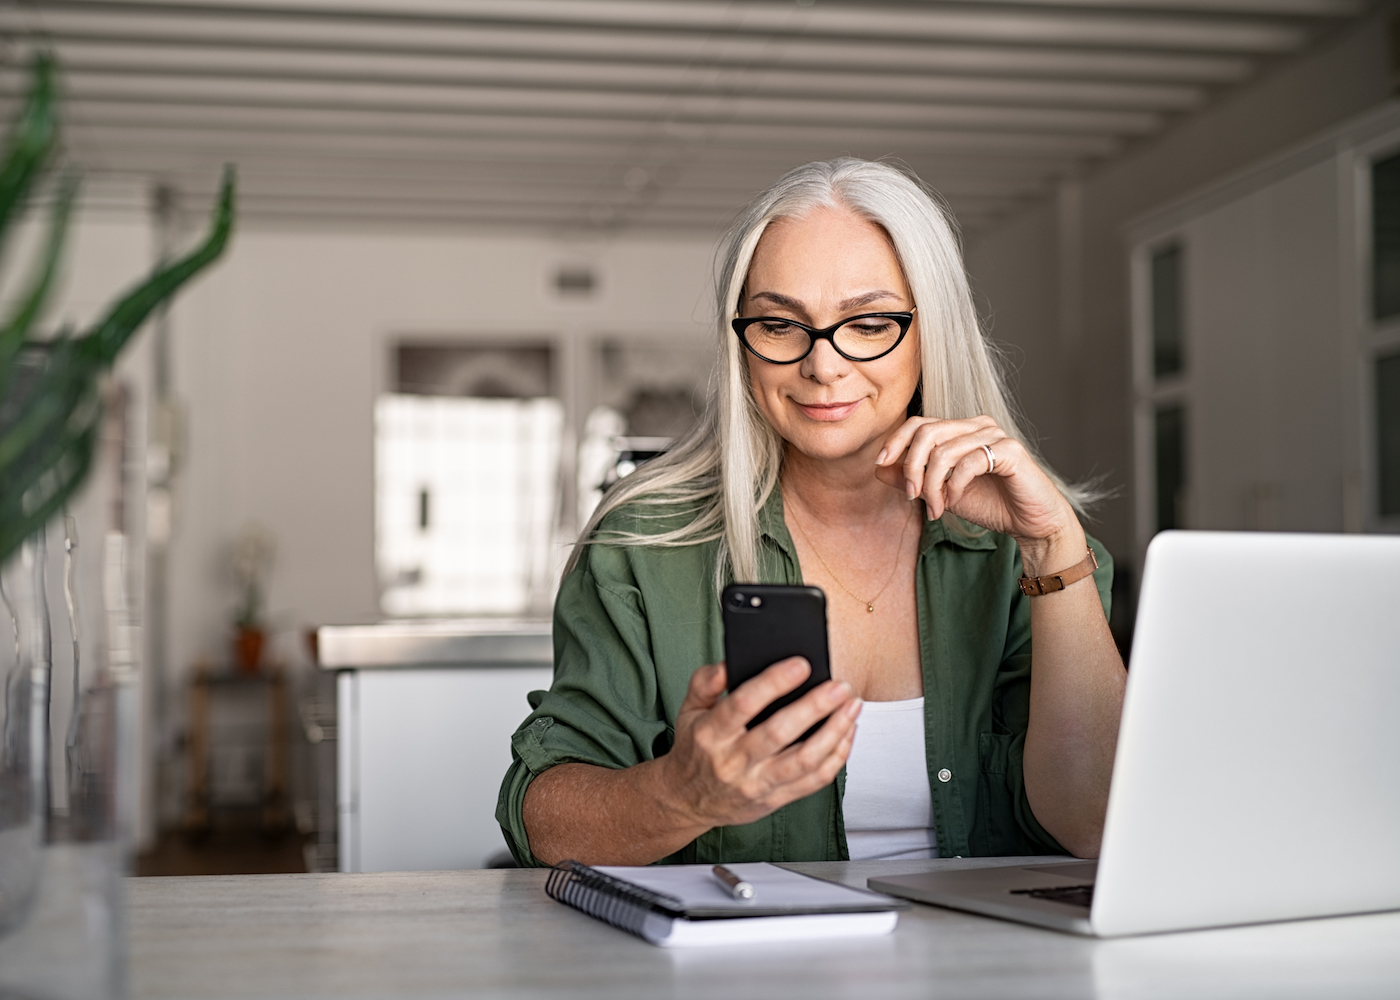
[740, 204, 920, 466]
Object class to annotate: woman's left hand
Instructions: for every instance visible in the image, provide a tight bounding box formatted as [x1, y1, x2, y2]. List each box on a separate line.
[874, 415, 1083, 573]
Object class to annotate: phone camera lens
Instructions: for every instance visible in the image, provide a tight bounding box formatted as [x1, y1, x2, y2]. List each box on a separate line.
[750, 596, 762, 607]
[731, 592, 744, 606]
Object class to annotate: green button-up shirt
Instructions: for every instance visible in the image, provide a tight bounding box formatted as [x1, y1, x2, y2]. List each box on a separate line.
[497, 490, 1113, 866]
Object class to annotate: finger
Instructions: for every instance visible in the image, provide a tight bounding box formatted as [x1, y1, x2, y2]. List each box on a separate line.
[877, 415, 995, 468]
[681, 662, 728, 713]
[764, 722, 858, 806]
[943, 432, 1011, 509]
[899, 422, 945, 500]
[765, 695, 861, 783]
[874, 461, 908, 493]
[900, 416, 1000, 499]
[743, 677, 855, 757]
[874, 416, 931, 467]
[920, 426, 1004, 519]
[714, 656, 812, 730]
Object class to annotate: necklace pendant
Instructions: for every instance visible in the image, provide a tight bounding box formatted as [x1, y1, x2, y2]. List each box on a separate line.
[866, 603, 875, 613]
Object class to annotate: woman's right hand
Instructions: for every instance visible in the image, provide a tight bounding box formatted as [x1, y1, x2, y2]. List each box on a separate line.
[656, 658, 861, 830]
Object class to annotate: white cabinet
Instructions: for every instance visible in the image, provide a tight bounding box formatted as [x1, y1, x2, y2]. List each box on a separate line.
[321, 621, 552, 872]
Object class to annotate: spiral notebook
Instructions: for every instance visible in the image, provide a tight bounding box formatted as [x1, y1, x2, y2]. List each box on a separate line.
[545, 861, 906, 947]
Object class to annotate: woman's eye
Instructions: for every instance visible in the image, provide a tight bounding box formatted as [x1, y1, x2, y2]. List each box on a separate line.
[759, 321, 798, 335]
[850, 321, 896, 336]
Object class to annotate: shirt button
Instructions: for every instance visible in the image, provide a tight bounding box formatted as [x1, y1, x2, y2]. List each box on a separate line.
[937, 768, 952, 782]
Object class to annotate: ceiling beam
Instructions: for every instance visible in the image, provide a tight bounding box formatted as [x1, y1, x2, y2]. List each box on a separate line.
[23, 71, 1167, 134]
[21, 98, 1125, 155]
[0, 13, 1262, 83]
[32, 40, 1210, 112]
[59, 123, 1075, 177]
[6, 0, 1314, 54]
[70, 143, 1057, 196]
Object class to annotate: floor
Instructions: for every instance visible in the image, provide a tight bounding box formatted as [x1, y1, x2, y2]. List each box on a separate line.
[137, 821, 313, 876]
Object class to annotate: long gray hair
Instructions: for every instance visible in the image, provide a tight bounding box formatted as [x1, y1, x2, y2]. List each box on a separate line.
[569, 158, 1086, 587]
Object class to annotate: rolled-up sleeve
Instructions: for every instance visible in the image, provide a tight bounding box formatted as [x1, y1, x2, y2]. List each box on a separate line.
[495, 541, 670, 867]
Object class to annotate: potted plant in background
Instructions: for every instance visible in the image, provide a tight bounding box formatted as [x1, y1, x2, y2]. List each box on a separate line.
[231, 523, 275, 674]
[0, 53, 235, 999]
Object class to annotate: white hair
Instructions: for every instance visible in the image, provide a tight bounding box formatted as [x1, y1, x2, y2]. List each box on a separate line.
[569, 158, 1089, 587]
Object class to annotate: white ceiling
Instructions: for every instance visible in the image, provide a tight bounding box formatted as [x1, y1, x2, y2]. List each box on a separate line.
[0, 0, 1374, 236]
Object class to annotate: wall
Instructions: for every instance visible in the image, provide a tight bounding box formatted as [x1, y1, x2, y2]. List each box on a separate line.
[964, 6, 1396, 586]
[164, 225, 718, 697]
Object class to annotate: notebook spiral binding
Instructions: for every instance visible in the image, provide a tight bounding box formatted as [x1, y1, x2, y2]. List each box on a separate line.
[545, 860, 684, 939]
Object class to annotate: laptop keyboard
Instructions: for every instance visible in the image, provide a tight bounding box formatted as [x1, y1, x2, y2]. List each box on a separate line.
[1010, 884, 1095, 908]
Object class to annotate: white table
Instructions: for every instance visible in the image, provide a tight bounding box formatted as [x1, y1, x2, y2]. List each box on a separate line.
[129, 858, 1400, 999]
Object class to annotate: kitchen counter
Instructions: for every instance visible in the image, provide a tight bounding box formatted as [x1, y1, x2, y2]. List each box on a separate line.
[316, 619, 553, 871]
[316, 618, 551, 669]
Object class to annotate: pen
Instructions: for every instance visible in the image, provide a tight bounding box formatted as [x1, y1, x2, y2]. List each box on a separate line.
[712, 864, 756, 901]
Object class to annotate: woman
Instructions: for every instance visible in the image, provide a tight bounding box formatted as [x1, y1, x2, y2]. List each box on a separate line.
[497, 159, 1126, 867]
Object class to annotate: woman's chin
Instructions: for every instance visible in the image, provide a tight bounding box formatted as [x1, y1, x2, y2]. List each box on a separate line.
[782, 428, 879, 466]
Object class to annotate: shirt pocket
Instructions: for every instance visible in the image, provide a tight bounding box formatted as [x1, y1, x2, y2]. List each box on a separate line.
[974, 731, 1019, 856]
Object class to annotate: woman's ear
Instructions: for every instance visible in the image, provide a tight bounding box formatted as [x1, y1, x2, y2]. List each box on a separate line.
[906, 381, 923, 419]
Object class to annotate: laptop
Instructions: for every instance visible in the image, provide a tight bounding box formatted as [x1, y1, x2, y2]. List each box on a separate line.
[870, 530, 1400, 937]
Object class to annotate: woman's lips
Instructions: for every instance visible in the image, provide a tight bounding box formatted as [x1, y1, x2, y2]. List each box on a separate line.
[794, 400, 861, 421]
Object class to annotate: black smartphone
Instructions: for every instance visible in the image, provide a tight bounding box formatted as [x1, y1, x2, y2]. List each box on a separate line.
[721, 583, 832, 736]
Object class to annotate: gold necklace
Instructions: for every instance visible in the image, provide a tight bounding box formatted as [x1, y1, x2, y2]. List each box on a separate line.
[786, 496, 914, 613]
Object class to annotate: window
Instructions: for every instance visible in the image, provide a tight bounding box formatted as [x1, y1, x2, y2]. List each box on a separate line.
[1154, 404, 1186, 531]
[1151, 244, 1184, 379]
[1134, 236, 1190, 552]
[1372, 152, 1400, 321]
[1377, 351, 1400, 518]
[375, 343, 562, 616]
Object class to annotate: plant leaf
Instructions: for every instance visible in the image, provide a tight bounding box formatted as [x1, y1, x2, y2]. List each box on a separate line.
[0, 53, 58, 261]
[84, 164, 235, 365]
[0, 172, 78, 396]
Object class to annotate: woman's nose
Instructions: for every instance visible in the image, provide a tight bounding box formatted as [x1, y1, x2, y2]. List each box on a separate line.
[800, 337, 849, 383]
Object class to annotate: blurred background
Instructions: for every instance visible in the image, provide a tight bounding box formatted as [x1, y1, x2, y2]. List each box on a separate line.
[1, 0, 1393, 876]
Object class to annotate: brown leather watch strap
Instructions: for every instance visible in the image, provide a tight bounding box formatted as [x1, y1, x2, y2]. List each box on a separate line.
[1018, 547, 1098, 597]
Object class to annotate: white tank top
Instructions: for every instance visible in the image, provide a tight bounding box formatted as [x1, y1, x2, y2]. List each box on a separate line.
[842, 697, 938, 861]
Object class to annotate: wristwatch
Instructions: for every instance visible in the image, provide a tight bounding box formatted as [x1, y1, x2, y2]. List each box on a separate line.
[1018, 547, 1098, 597]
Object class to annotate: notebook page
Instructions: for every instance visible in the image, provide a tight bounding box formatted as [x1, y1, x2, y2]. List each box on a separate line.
[594, 862, 898, 914]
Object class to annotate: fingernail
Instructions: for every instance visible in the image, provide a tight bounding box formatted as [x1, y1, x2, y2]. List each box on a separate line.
[876, 448, 888, 465]
[846, 698, 863, 718]
[926, 505, 935, 521]
[905, 481, 917, 499]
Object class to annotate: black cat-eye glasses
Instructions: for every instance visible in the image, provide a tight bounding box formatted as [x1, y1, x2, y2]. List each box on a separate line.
[731, 309, 915, 364]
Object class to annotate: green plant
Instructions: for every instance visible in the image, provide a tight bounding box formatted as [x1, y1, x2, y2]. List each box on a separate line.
[0, 54, 235, 565]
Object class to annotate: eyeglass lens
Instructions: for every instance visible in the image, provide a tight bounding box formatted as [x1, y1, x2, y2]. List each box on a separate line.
[744, 316, 905, 362]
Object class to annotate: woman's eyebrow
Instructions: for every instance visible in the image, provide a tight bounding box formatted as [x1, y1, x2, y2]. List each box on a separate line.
[748, 289, 905, 313]
[749, 291, 806, 312]
[838, 290, 905, 311]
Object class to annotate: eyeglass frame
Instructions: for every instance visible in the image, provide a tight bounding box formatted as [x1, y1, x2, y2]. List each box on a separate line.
[730, 308, 917, 364]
